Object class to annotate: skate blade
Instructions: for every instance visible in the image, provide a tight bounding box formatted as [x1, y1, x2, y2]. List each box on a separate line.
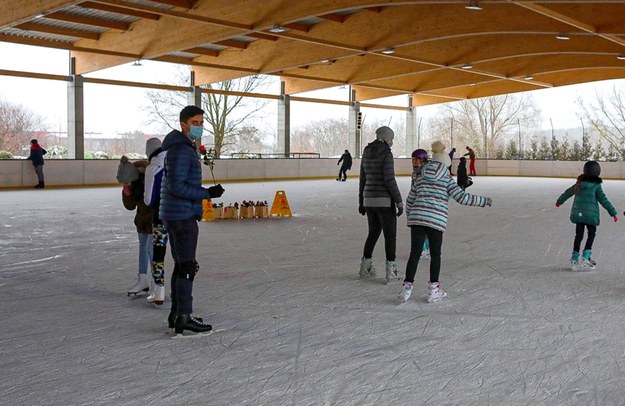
[427, 296, 447, 304]
[571, 264, 595, 272]
[127, 291, 148, 297]
[171, 330, 213, 339]
[147, 300, 164, 305]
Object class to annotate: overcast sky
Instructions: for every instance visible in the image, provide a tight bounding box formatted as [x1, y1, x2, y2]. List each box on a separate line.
[0, 42, 623, 138]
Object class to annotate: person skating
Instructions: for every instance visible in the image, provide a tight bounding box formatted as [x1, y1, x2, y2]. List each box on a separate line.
[336, 149, 352, 181]
[358, 126, 403, 284]
[160, 105, 225, 336]
[117, 156, 154, 296]
[555, 161, 617, 271]
[144, 137, 168, 305]
[27, 139, 47, 189]
[463, 146, 477, 176]
[399, 149, 492, 304]
[456, 157, 473, 190]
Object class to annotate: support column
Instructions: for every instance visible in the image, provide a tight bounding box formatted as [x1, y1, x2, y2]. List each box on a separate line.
[187, 71, 202, 107]
[406, 96, 416, 155]
[67, 57, 84, 159]
[348, 87, 361, 157]
[277, 81, 290, 157]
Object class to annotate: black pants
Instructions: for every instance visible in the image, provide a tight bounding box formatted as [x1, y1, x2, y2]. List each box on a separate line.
[573, 223, 596, 252]
[338, 166, 348, 180]
[405, 225, 444, 283]
[363, 207, 397, 261]
[163, 218, 199, 316]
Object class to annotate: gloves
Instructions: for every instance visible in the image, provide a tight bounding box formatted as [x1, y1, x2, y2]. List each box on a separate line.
[396, 202, 404, 217]
[555, 202, 561, 208]
[358, 205, 366, 216]
[614, 216, 619, 223]
[485, 198, 492, 207]
[207, 184, 225, 198]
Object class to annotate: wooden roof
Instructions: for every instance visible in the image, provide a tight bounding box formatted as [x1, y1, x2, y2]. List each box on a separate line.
[3, 0, 625, 106]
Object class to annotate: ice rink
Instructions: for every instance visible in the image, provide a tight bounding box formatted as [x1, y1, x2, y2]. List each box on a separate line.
[3, 175, 625, 405]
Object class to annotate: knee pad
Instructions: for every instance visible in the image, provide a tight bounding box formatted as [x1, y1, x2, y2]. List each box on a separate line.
[179, 261, 199, 281]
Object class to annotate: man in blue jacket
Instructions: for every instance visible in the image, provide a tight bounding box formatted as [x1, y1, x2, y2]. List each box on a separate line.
[160, 105, 224, 336]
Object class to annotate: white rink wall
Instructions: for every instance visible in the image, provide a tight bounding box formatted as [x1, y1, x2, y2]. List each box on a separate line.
[2, 158, 625, 188]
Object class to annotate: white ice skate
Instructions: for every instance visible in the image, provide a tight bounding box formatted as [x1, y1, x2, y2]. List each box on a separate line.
[420, 250, 430, 260]
[427, 281, 447, 303]
[359, 257, 377, 279]
[127, 273, 150, 296]
[147, 284, 165, 305]
[385, 260, 401, 284]
[398, 282, 413, 303]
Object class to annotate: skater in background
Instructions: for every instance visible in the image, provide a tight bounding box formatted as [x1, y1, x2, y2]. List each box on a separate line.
[358, 126, 403, 284]
[456, 157, 473, 190]
[160, 105, 225, 336]
[463, 146, 477, 176]
[117, 156, 154, 296]
[431, 140, 451, 172]
[27, 139, 47, 189]
[144, 137, 167, 305]
[336, 149, 352, 181]
[555, 161, 617, 270]
[399, 148, 492, 304]
[448, 147, 456, 175]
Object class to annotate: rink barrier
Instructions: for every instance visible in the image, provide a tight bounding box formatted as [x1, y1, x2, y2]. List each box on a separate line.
[5, 158, 625, 189]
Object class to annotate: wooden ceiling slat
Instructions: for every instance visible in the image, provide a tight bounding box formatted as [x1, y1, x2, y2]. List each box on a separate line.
[45, 10, 130, 30]
[79, 1, 161, 20]
[214, 39, 248, 49]
[150, 0, 195, 8]
[15, 21, 100, 40]
[185, 47, 220, 57]
[0, 0, 81, 28]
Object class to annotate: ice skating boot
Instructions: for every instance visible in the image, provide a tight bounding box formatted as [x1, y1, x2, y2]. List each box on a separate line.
[359, 257, 377, 279]
[385, 260, 401, 284]
[147, 284, 165, 305]
[570, 251, 580, 270]
[427, 281, 447, 303]
[127, 273, 150, 296]
[173, 314, 212, 336]
[398, 282, 413, 303]
[581, 250, 596, 270]
[420, 249, 430, 260]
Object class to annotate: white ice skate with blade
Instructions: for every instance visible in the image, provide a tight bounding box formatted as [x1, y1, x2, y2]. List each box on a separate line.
[398, 282, 413, 304]
[385, 260, 401, 284]
[147, 284, 165, 305]
[127, 273, 150, 296]
[359, 257, 377, 279]
[427, 281, 447, 303]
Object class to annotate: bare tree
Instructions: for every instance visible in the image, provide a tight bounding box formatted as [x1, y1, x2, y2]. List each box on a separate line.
[428, 94, 541, 158]
[0, 98, 47, 155]
[292, 118, 348, 157]
[576, 86, 625, 151]
[145, 68, 271, 158]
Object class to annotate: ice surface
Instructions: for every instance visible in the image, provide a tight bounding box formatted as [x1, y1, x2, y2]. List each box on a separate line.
[2, 176, 625, 405]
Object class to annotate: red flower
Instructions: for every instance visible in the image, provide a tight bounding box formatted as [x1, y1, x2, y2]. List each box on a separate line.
[199, 145, 206, 153]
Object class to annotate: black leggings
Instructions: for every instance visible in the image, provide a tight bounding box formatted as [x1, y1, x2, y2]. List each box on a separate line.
[573, 223, 596, 252]
[404, 225, 443, 283]
[363, 207, 397, 261]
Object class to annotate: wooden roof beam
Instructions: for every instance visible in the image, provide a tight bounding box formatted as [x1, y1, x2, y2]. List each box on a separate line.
[214, 39, 249, 49]
[45, 11, 130, 30]
[185, 47, 220, 57]
[150, 0, 195, 8]
[319, 13, 348, 23]
[282, 22, 311, 33]
[15, 21, 101, 40]
[247, 32, 278, 41]
[0, 0, 81, 28]
[79, 1, 161, 20]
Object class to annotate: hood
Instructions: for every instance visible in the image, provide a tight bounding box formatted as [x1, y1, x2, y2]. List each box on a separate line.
[431, 152, 451, 167]
[162, 129, 193, 151]
[362, 139, 390, 160]
[578, 174, 602, 184]
[420, 160, 448, 181]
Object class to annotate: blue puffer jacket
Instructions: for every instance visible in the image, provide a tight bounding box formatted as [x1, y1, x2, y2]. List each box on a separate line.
[159, 129, 210, 221]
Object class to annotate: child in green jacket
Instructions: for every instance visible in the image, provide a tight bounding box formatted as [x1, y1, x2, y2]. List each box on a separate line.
[556, 161, 618, 270]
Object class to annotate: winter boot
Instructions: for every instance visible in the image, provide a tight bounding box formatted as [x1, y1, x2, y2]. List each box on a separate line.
[398, 282, 413, 303]
[427, 281, 447, 303]
[147, 284, 165, 305]
[385, 260, 400, 284]
[581, 250, 596, 270]
[127, 273, 150, 296]
[359, 257, 377, 278]
[174, 314, 212, 336]
[570, 251, 580, 267]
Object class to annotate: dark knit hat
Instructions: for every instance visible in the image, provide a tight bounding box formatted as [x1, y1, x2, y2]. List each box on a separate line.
[583, 160, 601, 177]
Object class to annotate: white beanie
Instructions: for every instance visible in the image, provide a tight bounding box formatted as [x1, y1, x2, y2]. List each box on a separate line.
[375, 126, 394, 142]
[145, 137, 162, 158]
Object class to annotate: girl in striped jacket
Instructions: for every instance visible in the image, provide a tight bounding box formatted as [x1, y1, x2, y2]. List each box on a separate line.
[398, 149, 492, 304]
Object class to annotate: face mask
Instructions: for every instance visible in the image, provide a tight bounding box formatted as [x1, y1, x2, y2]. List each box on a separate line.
[188, 125, 203, 140]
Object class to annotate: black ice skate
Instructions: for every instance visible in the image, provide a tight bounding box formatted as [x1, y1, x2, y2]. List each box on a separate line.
[173, 314, 212, 337]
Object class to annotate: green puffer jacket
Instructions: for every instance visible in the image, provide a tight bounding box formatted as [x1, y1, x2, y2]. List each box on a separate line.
[556, 175, 617, 226]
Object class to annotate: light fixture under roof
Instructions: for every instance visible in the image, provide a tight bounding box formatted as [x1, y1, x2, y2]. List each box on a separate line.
[617, 54, 625, 61]
[556, 33, 570, 40]
[462, 63, 473, 70]
[34, 13, 45, 19]
[524, 74, 534, 80]
[268, 24, 287, 33]
[132, 59, 142, 67]
[465, 1, 482, 10]
[381, 47, 395, 55]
